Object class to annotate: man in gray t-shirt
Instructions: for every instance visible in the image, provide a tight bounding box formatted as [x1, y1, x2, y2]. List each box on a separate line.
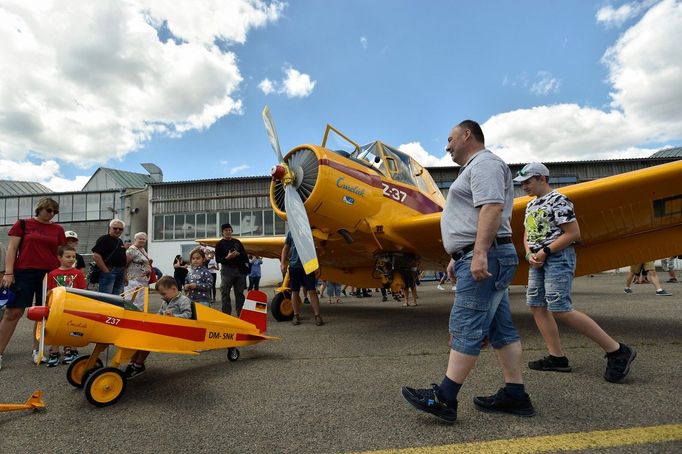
[401, 120, 534, 423]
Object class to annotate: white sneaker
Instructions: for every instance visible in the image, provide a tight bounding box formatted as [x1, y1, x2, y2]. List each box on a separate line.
[32, 350, 47, 365]
[436, 285, 444, 290]
[452, 285, 457, 291]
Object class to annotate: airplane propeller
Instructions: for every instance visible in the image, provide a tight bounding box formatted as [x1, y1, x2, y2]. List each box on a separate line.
[27, 305, 49, 365]
[262, 106, 319, 274]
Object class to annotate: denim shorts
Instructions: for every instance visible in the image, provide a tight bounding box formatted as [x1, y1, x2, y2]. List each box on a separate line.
[526, 246, 576, 312]
[448, 243, 520, 356]
[8, 269, 49, 309]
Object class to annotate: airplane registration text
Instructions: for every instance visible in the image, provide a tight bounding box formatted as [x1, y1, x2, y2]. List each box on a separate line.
[208, 331, 234, 340]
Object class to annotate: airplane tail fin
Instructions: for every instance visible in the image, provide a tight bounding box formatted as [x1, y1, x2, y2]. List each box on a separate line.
[239, 290, 268, 333]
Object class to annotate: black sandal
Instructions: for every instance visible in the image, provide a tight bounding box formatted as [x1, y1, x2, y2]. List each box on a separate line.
[315, 315, 324, 326]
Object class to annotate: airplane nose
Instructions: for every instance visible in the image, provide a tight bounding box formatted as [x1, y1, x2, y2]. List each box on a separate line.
[27, 306, 49, 321]
[271, 164, 286, 181]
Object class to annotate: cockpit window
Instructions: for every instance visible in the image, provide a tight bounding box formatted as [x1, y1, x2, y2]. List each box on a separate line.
[350, 142, 386, 175]
[381, 145, 417, 186]
[322, 125, 359, 156]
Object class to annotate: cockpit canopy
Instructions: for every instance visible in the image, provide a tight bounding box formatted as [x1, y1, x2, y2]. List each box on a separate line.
[322, 124, 444, 203]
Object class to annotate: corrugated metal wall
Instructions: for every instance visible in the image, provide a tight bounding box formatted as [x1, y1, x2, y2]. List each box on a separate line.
[151, 178, 271, 214]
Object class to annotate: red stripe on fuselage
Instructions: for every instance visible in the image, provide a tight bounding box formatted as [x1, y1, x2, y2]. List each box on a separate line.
[64, 309, 206, 342]
[319, 158, 442, 214]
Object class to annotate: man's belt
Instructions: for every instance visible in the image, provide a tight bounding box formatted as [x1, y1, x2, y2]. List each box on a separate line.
[451, 236, 513, 261]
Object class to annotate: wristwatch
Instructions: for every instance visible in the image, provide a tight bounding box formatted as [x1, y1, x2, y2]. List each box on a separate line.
[542, 246, 552, 255]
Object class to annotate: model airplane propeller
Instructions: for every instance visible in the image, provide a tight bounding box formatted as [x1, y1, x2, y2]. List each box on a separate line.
[263, 106, 319, 274]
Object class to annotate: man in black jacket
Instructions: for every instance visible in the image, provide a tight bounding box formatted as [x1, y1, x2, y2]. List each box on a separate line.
[215, 223, 247, 316]
[92, 219, 126, 295]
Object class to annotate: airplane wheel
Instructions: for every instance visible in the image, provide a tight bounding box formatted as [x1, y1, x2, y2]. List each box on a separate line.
[271, 291, 293, 321]
[84, 367, 127, 407]
[227, 348, 240, 362]
[66, 355, 104, 388]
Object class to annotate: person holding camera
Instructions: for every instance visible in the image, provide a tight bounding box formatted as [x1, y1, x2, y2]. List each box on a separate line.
[215, 223, 247, 316]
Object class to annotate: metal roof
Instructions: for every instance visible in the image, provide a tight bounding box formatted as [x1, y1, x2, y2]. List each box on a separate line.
[0, 180, 53, 196]
[84, 167, 155, 190]
[649, 147, 682, 158]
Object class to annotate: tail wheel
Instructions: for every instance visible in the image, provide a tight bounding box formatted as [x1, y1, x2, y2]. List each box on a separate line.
[227, 348, 240, 362]
[271, 291, 293, 321]
[66, 355, 104, 388]
[84, 367, 127, 407]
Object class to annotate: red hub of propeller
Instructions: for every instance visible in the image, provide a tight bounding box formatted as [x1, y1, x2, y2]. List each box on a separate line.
[27, 306, 50, 321]
[271, 164, 286, 181]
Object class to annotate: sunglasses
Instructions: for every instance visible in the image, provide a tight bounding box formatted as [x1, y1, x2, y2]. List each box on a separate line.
[111, 227, 124, 231]
[45, 208, 59, 214]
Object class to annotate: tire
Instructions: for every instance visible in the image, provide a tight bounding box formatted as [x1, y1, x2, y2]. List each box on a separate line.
[270, 291, 293, 321]
[227, 348, 240, 362]
[84, 367, 127, 407]
[66, 355, 104, 388]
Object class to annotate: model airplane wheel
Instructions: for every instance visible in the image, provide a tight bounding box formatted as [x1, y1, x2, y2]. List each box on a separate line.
[271, 291, 293, 321]
[227, 348, 240, 362]
[84, 367, 127, 407]
[66, 355, 104, 388]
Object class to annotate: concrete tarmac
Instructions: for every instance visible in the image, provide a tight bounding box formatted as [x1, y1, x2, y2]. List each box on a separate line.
[0, 273, 680, 453]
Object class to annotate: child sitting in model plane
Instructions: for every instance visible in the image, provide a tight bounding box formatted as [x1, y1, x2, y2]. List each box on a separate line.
[124, 276, 192, 378]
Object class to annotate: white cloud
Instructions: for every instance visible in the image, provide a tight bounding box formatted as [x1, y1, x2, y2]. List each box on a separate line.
[258, 78, 275, 95]
[259, 66, 317, 98]
[230, 164, 250, 174]
[0, 159, 89, 191]
[0, 0, 284, 166]
[398, 142, 452, 167]
[596, 0, 658, 27]
[410, 0, 682, 166]
[530, 71, 561, 96]
[281, 68, 316, 98]
[360, 36, 368, 49]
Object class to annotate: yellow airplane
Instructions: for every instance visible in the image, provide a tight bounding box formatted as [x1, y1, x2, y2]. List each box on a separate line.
[199, 107, 682, 321]
[26, 287, 275, 407]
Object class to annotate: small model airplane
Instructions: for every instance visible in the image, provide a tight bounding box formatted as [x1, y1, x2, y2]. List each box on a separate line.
[26, 287, 275, 407]
[199, 107, 682, 321]
[0, 390, 45, 412]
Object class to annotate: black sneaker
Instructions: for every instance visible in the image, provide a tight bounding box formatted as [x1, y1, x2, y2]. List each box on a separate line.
[62, 350, 79, 365]
[623, 287, 633, 294]
[604, 343, 636, 383]
[473, 388, 536, 417]
[124, 363, 146, 379]
[655, 289, 672, 296]
[401, 384, 457, 423]
[46, 353, 60, 368]
[667, 278, 678, 283]
[528, 355, 571, 372]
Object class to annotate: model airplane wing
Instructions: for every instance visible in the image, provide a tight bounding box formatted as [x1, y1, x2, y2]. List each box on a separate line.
[197, 236, 286, 259]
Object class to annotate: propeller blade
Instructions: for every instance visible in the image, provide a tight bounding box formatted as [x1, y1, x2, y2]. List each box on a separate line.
[262, 106, 283, 163]
[37, 318, 46, 365]
[284, 185, 319, 274]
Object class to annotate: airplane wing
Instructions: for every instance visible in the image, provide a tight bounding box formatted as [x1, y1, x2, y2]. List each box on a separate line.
[197, 236, 286, 259]
[391, 160, 682, 282]
[539, 160, 682, 277]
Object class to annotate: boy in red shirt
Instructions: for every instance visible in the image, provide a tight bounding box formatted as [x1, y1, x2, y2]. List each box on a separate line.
[46, 245, 87, 367]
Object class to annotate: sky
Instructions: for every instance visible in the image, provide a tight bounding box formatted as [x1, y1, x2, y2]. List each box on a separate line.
[1, 0, 681, 191]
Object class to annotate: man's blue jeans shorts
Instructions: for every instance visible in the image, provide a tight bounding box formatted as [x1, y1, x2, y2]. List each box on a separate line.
[526, 246, 576, 312]
[449, 243, 520, 356]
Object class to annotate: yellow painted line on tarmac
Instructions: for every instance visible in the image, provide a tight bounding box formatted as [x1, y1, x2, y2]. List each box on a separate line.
[360, 424, 682, 454]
